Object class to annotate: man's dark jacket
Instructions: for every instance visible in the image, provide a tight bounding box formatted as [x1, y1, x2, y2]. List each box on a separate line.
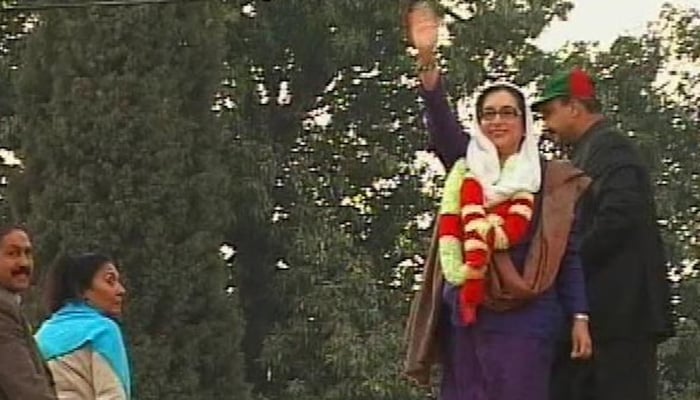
[0, 288, 56, 400]
[570, 118, 674, 341]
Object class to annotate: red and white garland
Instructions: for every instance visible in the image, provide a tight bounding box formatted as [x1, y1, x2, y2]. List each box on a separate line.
[438, 158, 535, 324]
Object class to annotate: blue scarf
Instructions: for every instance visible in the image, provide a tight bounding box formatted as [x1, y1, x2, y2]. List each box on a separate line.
[36, 302, 131, 398]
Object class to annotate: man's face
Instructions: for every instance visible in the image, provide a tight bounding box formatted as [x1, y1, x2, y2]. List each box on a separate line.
[538, 98, 578, 144]
[0, 229, 34, 294]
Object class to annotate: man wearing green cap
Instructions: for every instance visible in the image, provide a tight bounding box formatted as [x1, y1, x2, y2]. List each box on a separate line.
[533, 68, 674, 400]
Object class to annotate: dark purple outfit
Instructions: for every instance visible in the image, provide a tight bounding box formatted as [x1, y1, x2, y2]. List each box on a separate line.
[421, 79, 588, 400]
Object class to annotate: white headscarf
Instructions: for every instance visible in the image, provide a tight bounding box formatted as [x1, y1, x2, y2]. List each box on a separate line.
[465, 82, 541, 206]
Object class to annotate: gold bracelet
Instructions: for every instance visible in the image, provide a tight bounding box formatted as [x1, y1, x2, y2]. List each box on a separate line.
[415, 57, 438, 74]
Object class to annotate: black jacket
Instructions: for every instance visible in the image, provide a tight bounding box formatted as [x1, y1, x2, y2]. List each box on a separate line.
[570, 118, 674, 342]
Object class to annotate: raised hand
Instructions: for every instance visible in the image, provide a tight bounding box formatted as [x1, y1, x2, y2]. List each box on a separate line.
[406, 2, 439, 59]
[405, 2, 440, 89]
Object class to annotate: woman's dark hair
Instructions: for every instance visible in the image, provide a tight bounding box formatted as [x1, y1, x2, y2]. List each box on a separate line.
[475, 84, 528, 130]
[43, 253, 112, 314]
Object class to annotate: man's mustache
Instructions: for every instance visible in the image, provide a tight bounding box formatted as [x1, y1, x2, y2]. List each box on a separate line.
[11, 266, 31, 276]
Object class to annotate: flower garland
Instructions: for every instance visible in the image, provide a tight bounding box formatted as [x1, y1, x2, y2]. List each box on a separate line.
[438, 157, 535, 324]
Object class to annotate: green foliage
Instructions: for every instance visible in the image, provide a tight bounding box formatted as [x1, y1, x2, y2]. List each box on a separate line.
[0, 4, 33, 224]
[11, 3, 250, 399]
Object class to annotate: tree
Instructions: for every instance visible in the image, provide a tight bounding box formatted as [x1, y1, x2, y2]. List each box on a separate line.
[0, 2, 33, 223]
[10, 3, 250, 399]
[645, 6, 700, 399]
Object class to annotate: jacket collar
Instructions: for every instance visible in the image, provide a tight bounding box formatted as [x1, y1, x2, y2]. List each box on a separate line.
[0, 285, 21, 307]
[571, 117, 612, 166]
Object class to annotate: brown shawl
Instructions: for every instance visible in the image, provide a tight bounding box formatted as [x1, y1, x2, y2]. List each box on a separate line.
[403, 160, 590, 386]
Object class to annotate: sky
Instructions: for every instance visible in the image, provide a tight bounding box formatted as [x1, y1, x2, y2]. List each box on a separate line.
[536, 0, 700, 51]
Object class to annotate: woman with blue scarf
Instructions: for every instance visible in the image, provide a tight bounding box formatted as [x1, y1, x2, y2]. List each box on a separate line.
[36, 253, 131, 399]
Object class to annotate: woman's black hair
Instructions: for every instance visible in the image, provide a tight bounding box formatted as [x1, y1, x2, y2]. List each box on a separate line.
[475, 84, 528, 130]
[43, 253, 113, 314]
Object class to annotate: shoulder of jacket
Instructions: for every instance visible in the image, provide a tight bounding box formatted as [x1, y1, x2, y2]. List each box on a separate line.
[0, 296, 20, 320]
[591, 125, 636, 151]
[586, 128, 646, 172]
[48, 346, 93, 364]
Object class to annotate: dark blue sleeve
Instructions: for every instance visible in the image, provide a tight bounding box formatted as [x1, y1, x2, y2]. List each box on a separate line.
[556, 208, 589, 316]
[418, 77, 469, 170]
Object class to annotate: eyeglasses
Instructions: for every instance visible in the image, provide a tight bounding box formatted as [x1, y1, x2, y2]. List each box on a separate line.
[480, 106, 521, 122]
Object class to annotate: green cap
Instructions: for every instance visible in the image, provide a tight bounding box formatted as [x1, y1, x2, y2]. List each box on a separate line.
[532, 68, 596, 110]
